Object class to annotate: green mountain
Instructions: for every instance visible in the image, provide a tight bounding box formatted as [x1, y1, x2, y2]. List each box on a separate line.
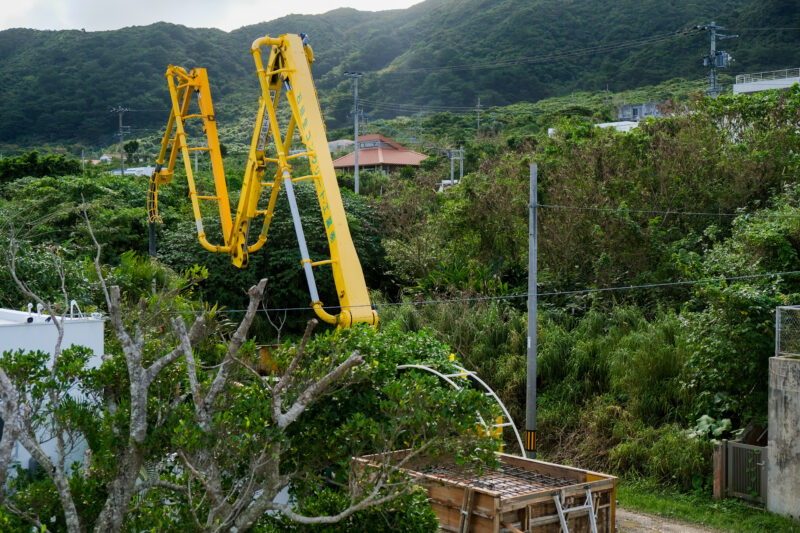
[0, 0, 798, 148]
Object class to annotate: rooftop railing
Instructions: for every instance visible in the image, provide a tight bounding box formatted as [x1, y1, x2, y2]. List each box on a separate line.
[736, 68, 800, 84]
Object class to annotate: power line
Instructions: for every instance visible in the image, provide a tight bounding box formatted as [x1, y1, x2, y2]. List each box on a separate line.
[360, 98, 476, 112]
[175, 269, 800, 316]
[730, 27, 800, 31]
[539, 203, 800, 219]
[541, 203, 736, 218]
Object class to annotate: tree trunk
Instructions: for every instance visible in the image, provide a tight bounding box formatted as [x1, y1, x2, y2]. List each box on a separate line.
[93, 446, 145, 533]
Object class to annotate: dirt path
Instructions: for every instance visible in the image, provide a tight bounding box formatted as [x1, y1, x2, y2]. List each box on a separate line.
[617, 508, 722, 532]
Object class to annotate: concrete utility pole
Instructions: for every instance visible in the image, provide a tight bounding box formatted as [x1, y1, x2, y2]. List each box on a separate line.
[699, 22, 737, 98]
[459, 146, 464, 182]
[525, 163, 538, 458]
[344, 72, 363, 194]
[476, 97, 482, 138]
[111, 106, 129, 175]
[447, 147, 465, 185]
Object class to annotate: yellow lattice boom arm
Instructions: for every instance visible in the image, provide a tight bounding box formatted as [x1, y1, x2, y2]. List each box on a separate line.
[147, 33, 377, 328]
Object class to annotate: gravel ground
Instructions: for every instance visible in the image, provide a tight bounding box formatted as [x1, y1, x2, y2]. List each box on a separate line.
[617, 508, 721, 532]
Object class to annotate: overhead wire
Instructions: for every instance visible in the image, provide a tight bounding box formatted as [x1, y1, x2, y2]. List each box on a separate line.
[541, 203, 743, 218]
[177, 269, 800, 316]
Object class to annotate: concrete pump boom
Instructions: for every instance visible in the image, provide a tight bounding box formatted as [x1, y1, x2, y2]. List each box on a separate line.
[147, 33, 377, 328]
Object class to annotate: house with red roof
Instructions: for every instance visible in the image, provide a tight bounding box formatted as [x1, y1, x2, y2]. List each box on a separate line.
[332, 134, 427, 174]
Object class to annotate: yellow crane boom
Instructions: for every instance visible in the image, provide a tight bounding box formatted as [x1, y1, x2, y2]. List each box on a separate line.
[147, 33, 377, 328]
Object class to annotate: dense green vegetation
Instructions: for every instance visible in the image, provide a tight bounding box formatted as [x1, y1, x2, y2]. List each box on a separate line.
[1, 0, 799, 149]
[0, 151, 82, 183]
[373, 86, 800, 488]
[3, 75, 800, 528]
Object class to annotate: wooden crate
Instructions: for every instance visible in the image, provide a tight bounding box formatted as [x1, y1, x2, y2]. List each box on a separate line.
[353, 451, 616, 533]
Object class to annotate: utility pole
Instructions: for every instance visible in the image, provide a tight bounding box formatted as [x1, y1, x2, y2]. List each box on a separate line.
[81, 149, 85, 173]
[344, 72, 363, 194]
[110, 106, 129, 175]
[458, 146, 464, 182]
[476, 97, 482, 139]
[699, 22, 737, 98]
[449, 150, 455, 185]
[525, 163, 538, 459]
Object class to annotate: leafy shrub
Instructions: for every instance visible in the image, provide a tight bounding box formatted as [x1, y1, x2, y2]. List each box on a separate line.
[0, 150, 81, 184]
[258, 486, 438, 532]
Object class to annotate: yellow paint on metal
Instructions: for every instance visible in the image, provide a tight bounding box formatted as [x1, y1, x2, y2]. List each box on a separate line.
[524, 429, 537, 452]
[149, 34, 377, 328]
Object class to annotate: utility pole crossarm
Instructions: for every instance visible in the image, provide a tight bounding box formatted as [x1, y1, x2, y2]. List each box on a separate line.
[699, 22, 737, 97]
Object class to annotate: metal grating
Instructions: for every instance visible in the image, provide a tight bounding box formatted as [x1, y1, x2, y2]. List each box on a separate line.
[421, 463, 574, 497]
[725, 441, 766, 505]
[777, 306, 800, 357]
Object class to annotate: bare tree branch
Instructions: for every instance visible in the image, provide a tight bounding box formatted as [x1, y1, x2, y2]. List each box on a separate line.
[264, 302, 287, 345]
[272, 319, 317, 399]
[275, 350, 363, 430]
[266, 485, 411, 527]
[0, 367, 20, 492]
[145, 315, 208, 385]
[203, 279, 266, 411]
[16, 420, 82, 533]
[174, 317, 208, 430]
[178, 450, 222, 512]
[4, 499, 49, 532]
[135, 479, 188, 494]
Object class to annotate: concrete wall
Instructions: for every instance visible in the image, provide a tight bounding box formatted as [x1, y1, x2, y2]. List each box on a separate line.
[733, 78, 800, 95]
[767, 356, 800, 519]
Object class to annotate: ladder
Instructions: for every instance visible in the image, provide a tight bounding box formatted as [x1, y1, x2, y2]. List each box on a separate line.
[553, 486, 598, 533]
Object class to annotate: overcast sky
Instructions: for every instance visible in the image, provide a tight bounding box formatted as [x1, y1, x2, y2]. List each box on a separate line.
[0, 0, 423, 32]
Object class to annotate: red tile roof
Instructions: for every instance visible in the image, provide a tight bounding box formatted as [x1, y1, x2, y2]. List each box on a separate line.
[332, 134, 427, 168]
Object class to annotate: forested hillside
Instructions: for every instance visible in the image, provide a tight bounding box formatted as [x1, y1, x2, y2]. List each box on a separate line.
[2, 0, 800, 529]
[1, 0, 798, 147]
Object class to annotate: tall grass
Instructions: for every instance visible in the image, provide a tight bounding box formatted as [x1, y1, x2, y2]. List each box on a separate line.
[380, 299, 700, 484]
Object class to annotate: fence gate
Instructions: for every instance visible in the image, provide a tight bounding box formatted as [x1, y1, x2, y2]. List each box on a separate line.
[723, 441, 767, 505]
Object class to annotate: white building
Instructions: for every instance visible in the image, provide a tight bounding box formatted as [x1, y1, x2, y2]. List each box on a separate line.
[594, 121, 640, 133]
[110, 165, 155, 176]
[733, 68, 800, 95]
[0, 305, 104, 471]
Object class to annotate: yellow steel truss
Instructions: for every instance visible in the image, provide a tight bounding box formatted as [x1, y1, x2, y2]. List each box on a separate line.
[147, 34, 377, 327]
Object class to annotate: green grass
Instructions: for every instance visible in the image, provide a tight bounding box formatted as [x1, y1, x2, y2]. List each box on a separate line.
[617, 479, 800, 532]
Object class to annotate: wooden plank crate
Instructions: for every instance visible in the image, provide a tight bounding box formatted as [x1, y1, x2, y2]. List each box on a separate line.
[353, 451, 617, 533]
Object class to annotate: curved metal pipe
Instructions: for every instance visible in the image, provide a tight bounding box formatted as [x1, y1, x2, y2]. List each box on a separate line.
[251, 35, 283, 52]
[312, 302, 339, 325]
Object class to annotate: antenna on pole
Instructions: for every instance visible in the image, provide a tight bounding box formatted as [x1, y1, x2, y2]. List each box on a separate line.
[698, 22, 737, 98]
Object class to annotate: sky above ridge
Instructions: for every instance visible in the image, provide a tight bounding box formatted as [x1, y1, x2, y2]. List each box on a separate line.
[0, 0, 422, 32]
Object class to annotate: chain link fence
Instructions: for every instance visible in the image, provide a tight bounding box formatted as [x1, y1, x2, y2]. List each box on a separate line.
[776, 306, 800, 357]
